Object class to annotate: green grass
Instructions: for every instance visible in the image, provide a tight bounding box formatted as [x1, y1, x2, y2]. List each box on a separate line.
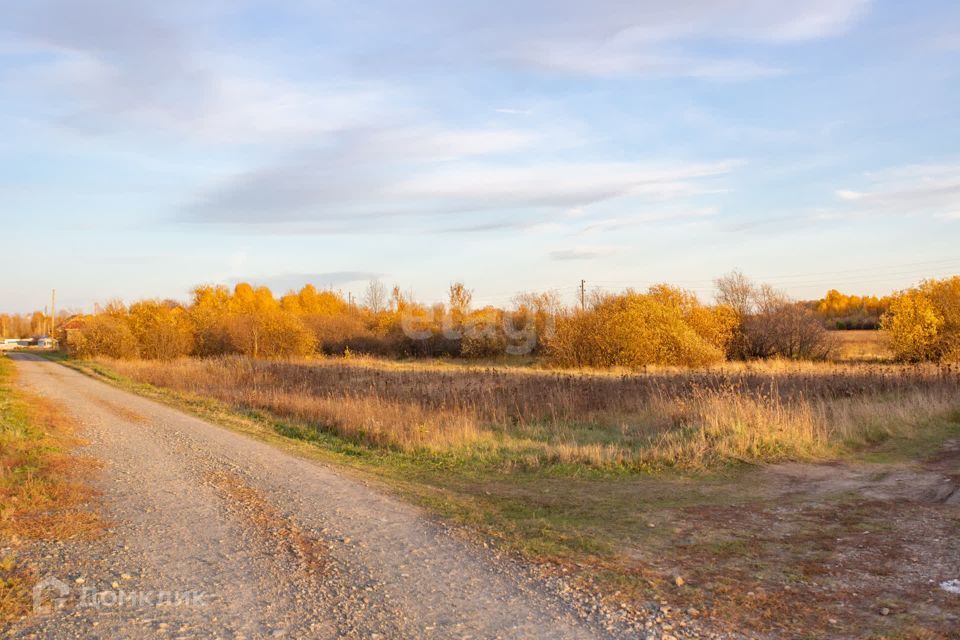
[855, 409, 960, 463]
[0, 355, 101, 623]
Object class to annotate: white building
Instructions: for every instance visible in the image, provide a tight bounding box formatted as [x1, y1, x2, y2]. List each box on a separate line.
[0, 338, 31, 351]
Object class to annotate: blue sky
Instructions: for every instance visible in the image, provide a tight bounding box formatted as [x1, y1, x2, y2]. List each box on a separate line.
[2, 0, 959, 313]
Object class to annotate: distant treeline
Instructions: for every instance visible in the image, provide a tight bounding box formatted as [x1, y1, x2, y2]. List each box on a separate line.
[0, 311, 70, 339]
[54, 274, 832, 366]
[26, 274, 960, 367]
[810, 290, 892, 330]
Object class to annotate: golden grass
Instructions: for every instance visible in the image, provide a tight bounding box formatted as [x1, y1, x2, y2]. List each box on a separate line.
[0, 356, 102, 623]
[831, 330, 893, 362]
[98, 355, 960, 471]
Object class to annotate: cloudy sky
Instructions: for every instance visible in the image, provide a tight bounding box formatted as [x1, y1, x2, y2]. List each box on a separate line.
[2, 0, 959, 312]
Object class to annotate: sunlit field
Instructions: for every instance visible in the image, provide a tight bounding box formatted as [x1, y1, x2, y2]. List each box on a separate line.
[830, 329, 893, 361]
[100, 355, 960, 471]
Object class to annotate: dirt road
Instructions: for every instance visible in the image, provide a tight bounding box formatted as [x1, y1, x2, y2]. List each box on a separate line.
[7, 354, 623, 639]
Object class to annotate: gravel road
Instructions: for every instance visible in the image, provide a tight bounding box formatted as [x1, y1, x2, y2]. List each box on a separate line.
[6, 354, 629, 639]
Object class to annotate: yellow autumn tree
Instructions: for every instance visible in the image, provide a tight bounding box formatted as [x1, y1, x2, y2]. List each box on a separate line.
[921, 276, 960, 361]
[190, 284, 234, 356]
[648, 284, 738, 354]
[127, 300, 195, 359]
[225, 283, 316, 358]
[546, 286, 730, 368]
[281, 285, 376, 354]
[69, 310, 139, 359]
[881, 289, 944, 362]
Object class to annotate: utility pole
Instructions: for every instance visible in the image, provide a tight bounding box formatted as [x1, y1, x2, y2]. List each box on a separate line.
[50, 289, 56, 337]
[579, 279, 586, 311]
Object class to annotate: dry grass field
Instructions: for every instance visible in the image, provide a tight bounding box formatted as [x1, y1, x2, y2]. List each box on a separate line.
[101, 355, 958, 470]
[831, 330, 894, 362]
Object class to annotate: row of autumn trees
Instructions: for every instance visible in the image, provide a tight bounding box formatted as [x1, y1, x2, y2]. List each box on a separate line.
[0, 311, 69, 339]
[547, 275, 835, 367]
[56, 274, 960, 366]
[814, 289, 891, 330]
[63, 282, 561, 361]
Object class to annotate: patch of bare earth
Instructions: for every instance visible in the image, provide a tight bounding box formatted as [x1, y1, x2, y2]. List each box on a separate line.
[623, 444, 960, 639]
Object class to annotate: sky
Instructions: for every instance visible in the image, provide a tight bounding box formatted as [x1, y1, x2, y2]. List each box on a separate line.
[1, 0, 959, 313]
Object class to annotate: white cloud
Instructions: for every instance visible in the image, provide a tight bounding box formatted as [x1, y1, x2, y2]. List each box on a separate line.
[750, 1, 870, 41]
[836, 189, 865, 201]
[186, 138, 738, 229]
[192, 76, 391, 143]
[183, 124, 570, 222]
[517, 38, 784, 80]
[382, 127, 540, 159]
[289, 1, 870, 80]
[482, 0, 870, 77]
[3, 0, 874, 146]
[6, 35, 394, 144]
[549, 246, 621, 261]
[0, 0, 866, 236]
[393, 161, 736, 208]
[0, 0, 874, 177]
[579, 206, 719, 234]
[833, 163, 960, 219]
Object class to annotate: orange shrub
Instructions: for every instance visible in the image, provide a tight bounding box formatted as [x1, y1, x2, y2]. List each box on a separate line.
[67, 314, 139, 359]
[546, 286, 731, 368]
